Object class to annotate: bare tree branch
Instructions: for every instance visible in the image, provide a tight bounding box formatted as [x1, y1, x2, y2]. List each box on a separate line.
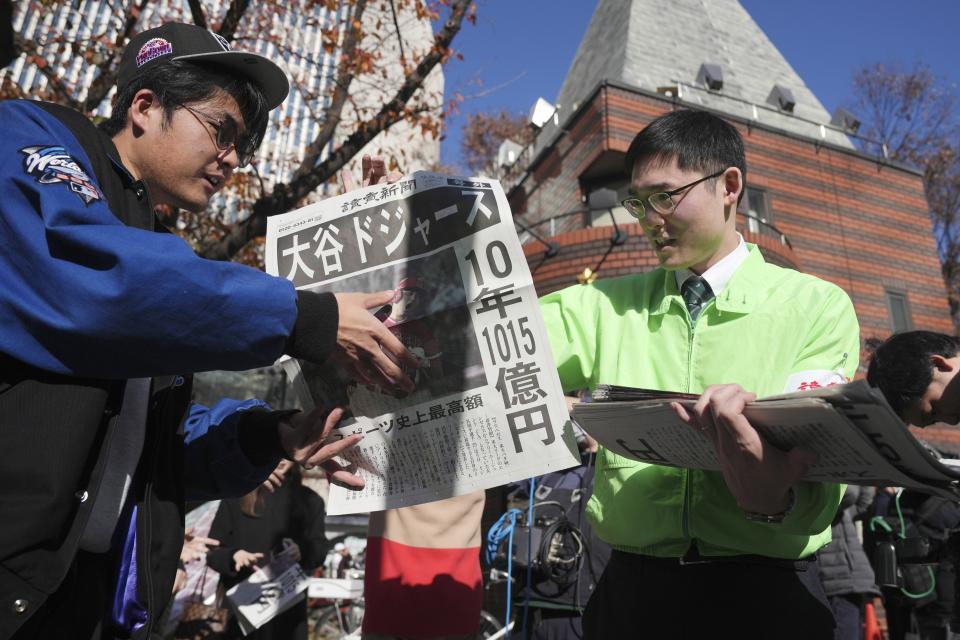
[15, 34, 80, 109]
[198, 0, 472, 260]
[285, 0, 469, 201]
[388, 0, 406, 65]
[81, 0, 151, 113]
[852, 62, 960, 324]
[187, 0, 208, 28]
[293, 0, 368, 179]
[217, 0, 251, 42]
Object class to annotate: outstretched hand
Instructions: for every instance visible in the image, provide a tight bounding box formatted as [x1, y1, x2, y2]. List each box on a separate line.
[261, 459, 293, 493]
[340, 154, 403, 192]
[180, 530, 220, 564]
[279, 406, 366, 489]
[671, 383, 816, 515]
[233, 549, 263, 572]
[334, 291, 419, 391]
[334, 155, 417, 392]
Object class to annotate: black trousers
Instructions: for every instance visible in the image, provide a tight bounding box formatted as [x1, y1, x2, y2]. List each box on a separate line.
[523, 607, 584, 640]
[827, 593, 863, 640]
[582, 550, 835, 640]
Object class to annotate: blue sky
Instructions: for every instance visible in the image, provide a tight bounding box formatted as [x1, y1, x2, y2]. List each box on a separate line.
[437, 0, 960, 173]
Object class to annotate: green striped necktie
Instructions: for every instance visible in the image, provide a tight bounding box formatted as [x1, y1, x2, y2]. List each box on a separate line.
[681, 276, 714, 323]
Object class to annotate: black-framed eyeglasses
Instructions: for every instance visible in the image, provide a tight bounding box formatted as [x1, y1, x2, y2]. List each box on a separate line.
[177, 103, 256, 168]
[620, 168, 727, 220]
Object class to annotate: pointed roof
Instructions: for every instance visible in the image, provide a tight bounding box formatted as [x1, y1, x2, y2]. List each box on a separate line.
[553, 0, 853, 148]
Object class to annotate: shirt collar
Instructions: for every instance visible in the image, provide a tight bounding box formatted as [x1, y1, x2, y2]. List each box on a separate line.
[652, 238, 768, 317]
[674, 233, 749, 297]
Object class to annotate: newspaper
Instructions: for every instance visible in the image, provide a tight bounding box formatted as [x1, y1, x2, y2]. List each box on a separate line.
[574, 380, 960, 499]
[265, 172, 580, 515]
[226, 559, 310, 635]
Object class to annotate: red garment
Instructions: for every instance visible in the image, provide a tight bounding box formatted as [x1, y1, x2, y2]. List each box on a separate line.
[361, 536, 482, 638]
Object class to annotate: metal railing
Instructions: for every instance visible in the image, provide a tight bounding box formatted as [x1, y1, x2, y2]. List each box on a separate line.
[736, 212, 793, 250]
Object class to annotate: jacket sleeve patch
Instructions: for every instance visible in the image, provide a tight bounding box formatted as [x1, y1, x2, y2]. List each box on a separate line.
[20, 144, 103, 205]
[783, 369, 847, 393]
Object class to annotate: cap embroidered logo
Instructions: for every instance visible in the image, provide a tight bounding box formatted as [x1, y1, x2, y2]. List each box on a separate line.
[135, 38, 173, 67]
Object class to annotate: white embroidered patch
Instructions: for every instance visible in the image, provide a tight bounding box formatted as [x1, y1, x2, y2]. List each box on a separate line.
[783, 370, 847, 393]
[20, 145, 102, 205]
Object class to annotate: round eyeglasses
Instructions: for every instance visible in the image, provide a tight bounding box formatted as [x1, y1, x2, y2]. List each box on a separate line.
[177, 103, 257, 168]
[620, 168, 727, 220]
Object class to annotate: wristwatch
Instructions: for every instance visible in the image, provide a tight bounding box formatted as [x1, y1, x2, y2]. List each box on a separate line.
[742, 487, 796, 524]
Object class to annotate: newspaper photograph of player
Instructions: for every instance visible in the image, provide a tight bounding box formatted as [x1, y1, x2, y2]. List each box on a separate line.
[295, 248, 487, 421]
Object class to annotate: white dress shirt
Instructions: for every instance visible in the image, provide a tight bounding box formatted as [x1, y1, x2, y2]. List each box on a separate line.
[674, 233, 749, 297]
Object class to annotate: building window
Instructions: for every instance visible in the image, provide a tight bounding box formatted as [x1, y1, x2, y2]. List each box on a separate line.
[885, 290, 913, 333]
[738, 187, 772, 237]
[739, 187, 771, 223]
[583, 182, 632, 229]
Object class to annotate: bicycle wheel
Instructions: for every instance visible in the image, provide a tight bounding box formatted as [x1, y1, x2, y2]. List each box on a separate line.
[478, 609, 504, 639]
[311, 602, 365, 640]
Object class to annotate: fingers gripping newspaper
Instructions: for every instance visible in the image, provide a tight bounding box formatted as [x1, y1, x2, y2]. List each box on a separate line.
[266, 172, 579, 515]
[574, 381, 960, 500]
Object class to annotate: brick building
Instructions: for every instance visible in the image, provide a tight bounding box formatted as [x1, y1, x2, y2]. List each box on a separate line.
[507, 0, 957, 449]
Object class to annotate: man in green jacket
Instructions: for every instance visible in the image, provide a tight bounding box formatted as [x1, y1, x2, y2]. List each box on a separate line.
[540, 110, 860, 638]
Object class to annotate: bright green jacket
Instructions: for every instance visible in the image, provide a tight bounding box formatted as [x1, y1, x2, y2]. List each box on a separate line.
[540, 245, 860, 559]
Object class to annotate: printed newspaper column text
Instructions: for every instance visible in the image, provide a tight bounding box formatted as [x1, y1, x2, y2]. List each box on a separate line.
[466, 241, 554, 453]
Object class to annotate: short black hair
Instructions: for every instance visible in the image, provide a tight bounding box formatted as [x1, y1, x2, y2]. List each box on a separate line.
[866, 330, 960, 417]
[624, 110, 747, 204]
[100, 59, 270, 153]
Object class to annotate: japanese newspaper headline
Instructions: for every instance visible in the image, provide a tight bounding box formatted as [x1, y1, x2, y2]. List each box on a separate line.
[265, 172, 580, 515]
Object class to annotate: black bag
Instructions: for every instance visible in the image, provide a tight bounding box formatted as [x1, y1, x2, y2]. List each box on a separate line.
[898, 562, 938, 608]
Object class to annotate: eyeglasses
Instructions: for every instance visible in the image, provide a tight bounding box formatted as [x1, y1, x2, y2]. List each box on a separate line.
[177, 103, 256, 168]
[620, 168, 727, 220]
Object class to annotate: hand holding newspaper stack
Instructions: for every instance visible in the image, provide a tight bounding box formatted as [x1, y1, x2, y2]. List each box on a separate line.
[572, 380, 960, 499]
[225, 539, 311, 635]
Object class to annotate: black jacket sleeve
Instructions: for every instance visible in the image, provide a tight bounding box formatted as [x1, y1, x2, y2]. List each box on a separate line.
[292, 485, 329, 571]
[206, 501, 242, 582]
[285, 291, 339, 365]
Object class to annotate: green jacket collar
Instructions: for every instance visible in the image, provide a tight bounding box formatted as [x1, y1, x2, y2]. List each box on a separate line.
[650, 244, 769, 316]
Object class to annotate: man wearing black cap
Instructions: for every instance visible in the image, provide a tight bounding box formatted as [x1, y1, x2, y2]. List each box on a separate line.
[0, 23, 417, 639]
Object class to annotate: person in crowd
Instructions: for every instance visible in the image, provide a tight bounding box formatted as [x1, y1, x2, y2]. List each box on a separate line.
[510, 417, 613, 640]
[871, 482, 960, 640]
[0, 22, 418, 639]
[866, 330, 960, 639]
[327, 542, 355, 579]
[816, 485, 881, 640]
[206, 459, 327, 640]
[362, 491, 486, 640]
[174, 528, 221, 595]
[540, 109, 860, 638]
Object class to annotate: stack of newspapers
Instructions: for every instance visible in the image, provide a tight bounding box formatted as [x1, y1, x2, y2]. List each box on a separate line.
[572, 380, 960, 498]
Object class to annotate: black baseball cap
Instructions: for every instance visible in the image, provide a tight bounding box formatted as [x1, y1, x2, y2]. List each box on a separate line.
[117, 23, 289, 109]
